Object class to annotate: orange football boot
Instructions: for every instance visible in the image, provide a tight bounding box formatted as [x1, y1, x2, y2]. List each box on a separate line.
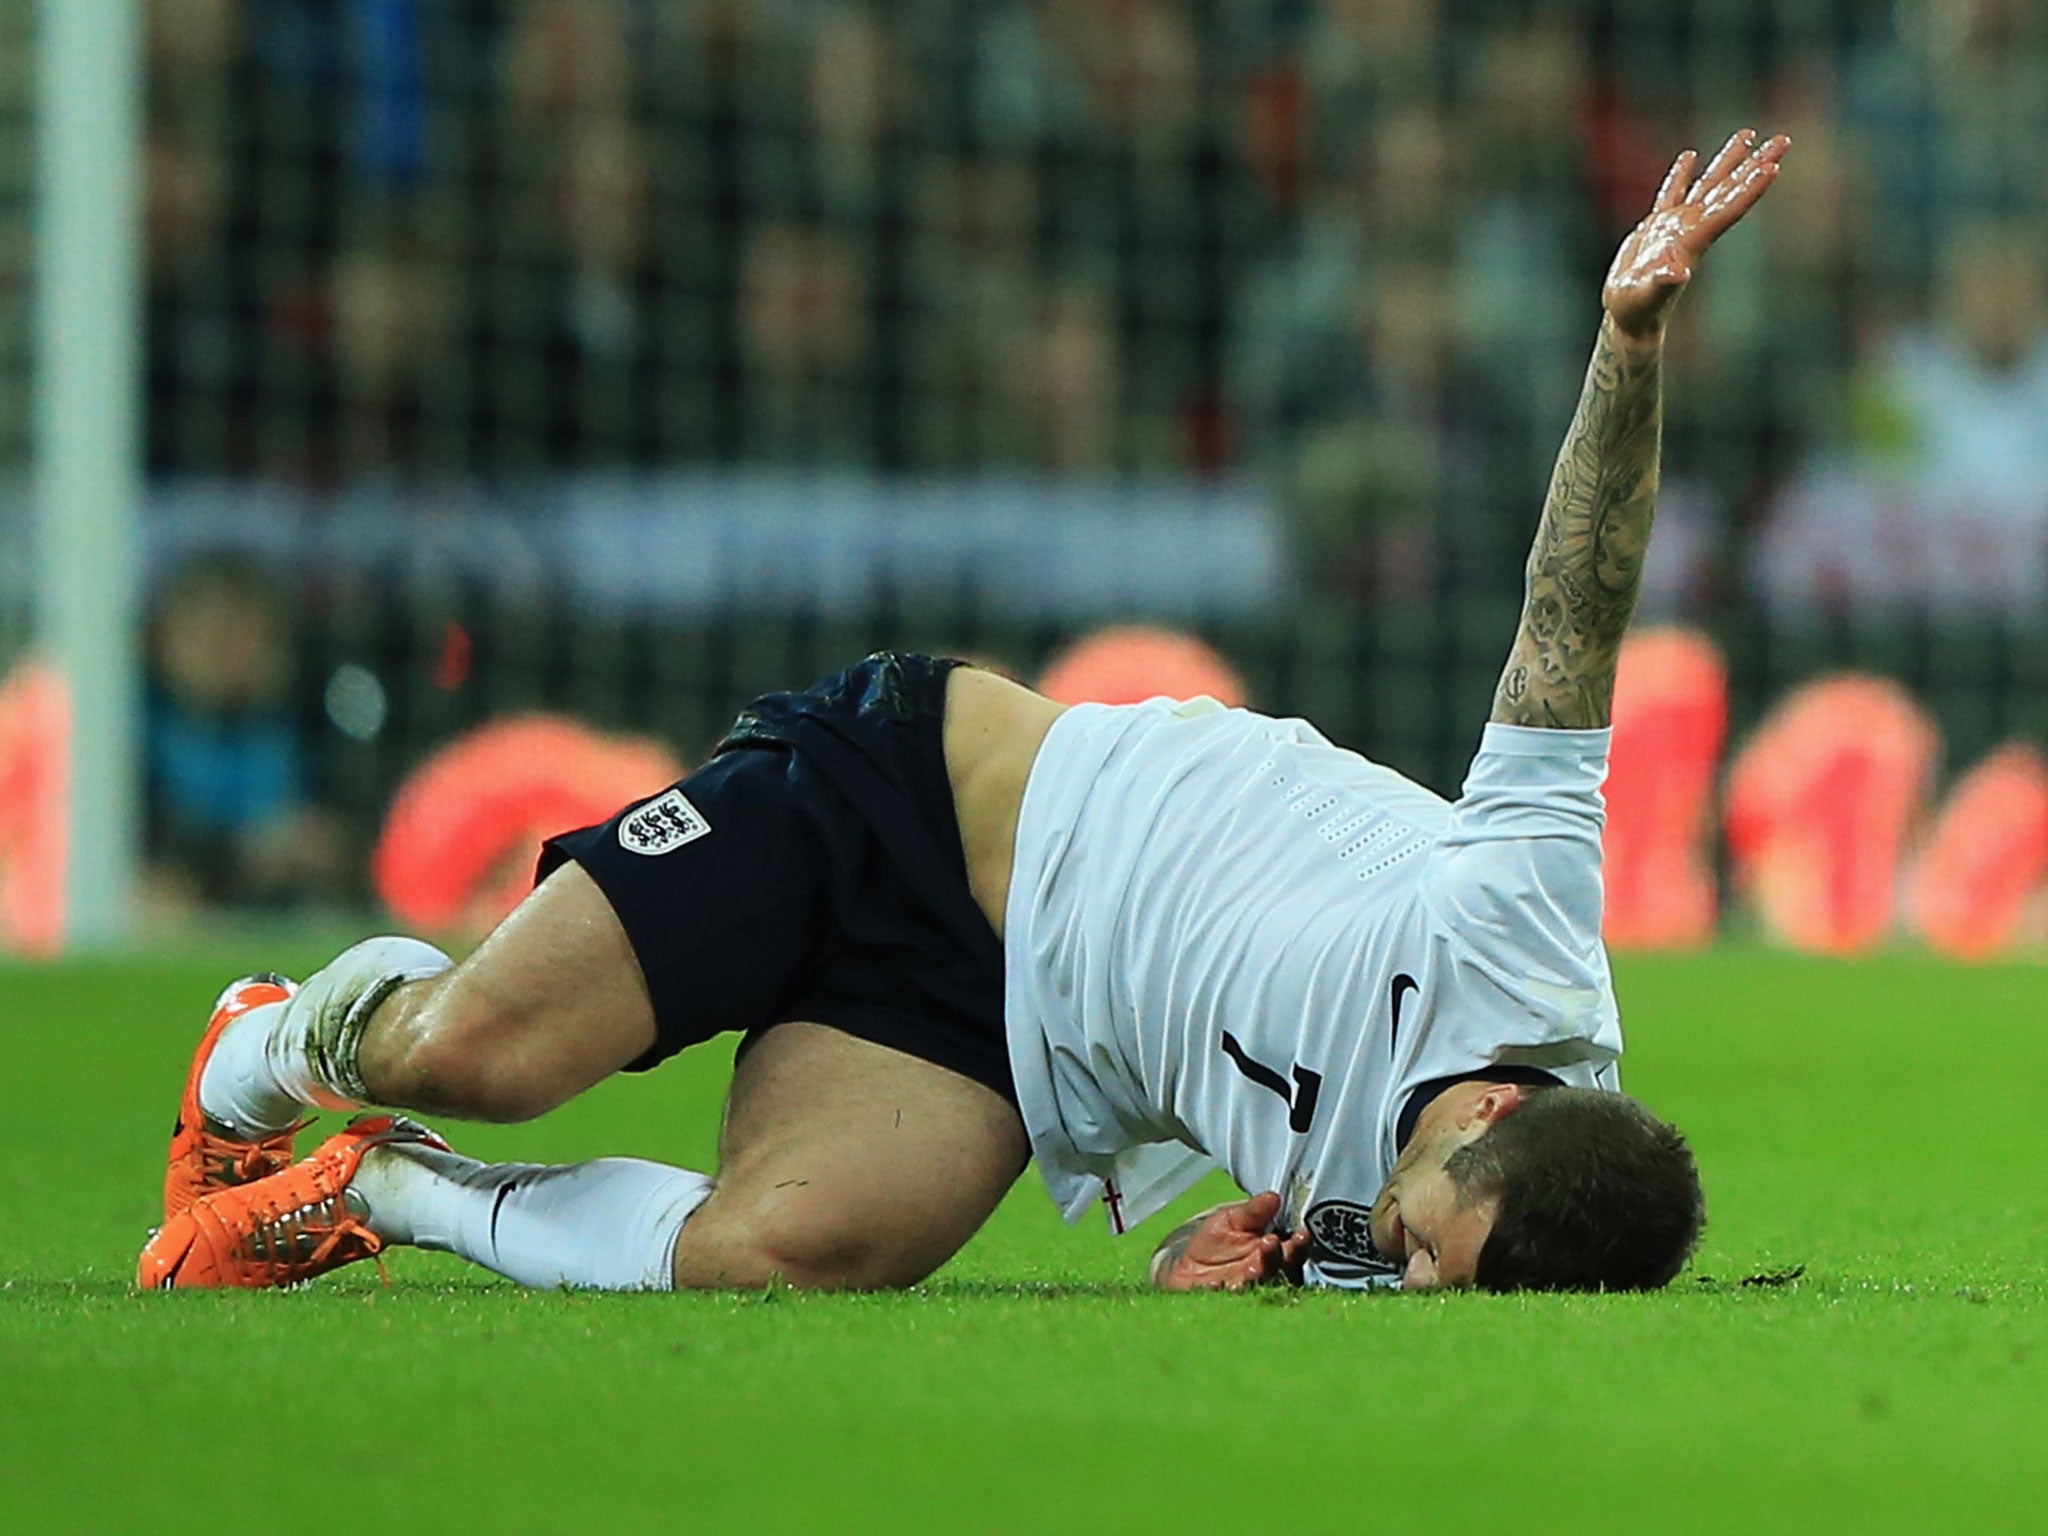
[163, 974, 306, 1220]
[140, 1114, 451, 1291]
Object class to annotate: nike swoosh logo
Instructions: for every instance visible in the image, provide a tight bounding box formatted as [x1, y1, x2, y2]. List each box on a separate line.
[1390, 973, 1419, 1053]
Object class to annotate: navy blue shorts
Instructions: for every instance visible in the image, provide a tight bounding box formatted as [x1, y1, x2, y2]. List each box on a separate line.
[537, 653, 1014, 1104]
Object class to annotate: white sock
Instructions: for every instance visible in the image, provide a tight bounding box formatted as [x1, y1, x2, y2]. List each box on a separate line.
[198, 998, 297, 1136]
[353, 1142, 712, 1292]
[199, 938, 452, 1135]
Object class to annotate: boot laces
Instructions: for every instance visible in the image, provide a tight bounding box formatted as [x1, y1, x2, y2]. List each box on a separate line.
[242, 1189, 387, 1283]
[199, 1118, 311, 1185]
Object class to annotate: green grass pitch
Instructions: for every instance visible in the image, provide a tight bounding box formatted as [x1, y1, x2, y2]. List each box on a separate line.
[3, 947, 2046, 1533]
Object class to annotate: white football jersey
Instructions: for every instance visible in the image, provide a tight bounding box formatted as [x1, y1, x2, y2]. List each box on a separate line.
[1001, 698, 1623, 1289]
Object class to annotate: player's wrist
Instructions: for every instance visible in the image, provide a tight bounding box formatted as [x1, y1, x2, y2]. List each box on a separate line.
[1148, 1243, 1181, 1288]
[1148, 1221, 1197, 1288]
[1601, 309, 1669, 350]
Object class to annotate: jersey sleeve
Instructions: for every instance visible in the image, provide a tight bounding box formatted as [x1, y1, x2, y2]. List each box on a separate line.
[1419, 724, 1619, 1062]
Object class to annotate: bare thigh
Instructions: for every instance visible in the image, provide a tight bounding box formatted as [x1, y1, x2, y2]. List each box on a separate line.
[675, 1023, 1029, 1290]
[358, 862, 660, 1121]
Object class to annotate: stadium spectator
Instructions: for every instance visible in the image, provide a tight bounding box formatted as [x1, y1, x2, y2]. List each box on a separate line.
[330, 243, 449, 476]
[1738, 65, 1866, 459]
[1230, 95, 1453, 597]
[1010, 279, 1125, 472]
[1454, 17, 1601, 434]
[1844, 0, 2048, 283]
[143, 0, 241, 475]
[739, 222, 873, 462]
[808, 3, 898, 222]
[144, 562, 343, 917]
[1302, 0, 1445, 184]
[1753, 218, 2048, 618]
[900, 152, 1042, 467]
[501, 0, 629, 123]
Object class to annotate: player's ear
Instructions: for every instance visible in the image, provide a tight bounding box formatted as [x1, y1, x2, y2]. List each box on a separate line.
[1470, 1083, 1530, 1128]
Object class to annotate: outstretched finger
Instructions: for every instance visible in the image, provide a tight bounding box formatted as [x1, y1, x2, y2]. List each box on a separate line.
[1686, 128, 1758, 203]
[1651, 150, 1697, 214]
[1699, 136, 1790, 231]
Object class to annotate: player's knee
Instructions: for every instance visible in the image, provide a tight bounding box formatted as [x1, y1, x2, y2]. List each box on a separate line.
[752, 1220, 908, 1290]
[688, 1197, 926, 1291]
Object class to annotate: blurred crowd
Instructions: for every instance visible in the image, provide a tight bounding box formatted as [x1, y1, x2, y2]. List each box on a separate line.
[119, 0, 2048, 914]
[142, 0, 2048, 613]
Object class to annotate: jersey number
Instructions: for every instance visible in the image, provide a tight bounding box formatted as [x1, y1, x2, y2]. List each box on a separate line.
[1219, 1031, 1322, 1133]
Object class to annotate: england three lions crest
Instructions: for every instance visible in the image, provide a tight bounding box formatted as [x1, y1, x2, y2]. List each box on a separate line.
[618, 789, 712, 855]
[1303, 1199, 1399, 1284]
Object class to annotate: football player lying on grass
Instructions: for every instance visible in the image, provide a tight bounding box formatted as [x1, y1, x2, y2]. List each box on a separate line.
[143, 131, 1788, 1296]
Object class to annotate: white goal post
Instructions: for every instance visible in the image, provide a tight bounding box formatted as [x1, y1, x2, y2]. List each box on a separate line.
[32, 0, 143, 945]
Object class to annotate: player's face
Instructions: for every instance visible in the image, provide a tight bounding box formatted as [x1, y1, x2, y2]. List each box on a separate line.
[1368, 1081, 1517, 1291]
[1368, 1158, 1498, 1291]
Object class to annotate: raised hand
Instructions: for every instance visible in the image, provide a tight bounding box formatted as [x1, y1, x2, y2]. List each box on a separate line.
[1604, 128, 1790, 341]
[1493, 132, 1786, 732]
[1150, 1191, 1309, 1292]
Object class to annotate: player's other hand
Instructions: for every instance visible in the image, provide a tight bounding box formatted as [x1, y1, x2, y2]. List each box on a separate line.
[1154, 1191, 1308, 1292]
[1603, 128, 1790, 341]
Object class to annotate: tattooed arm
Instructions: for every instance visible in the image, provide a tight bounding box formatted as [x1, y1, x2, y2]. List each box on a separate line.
[1492, 129, 1789, 730]
[1492, 319, 1664, 729]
